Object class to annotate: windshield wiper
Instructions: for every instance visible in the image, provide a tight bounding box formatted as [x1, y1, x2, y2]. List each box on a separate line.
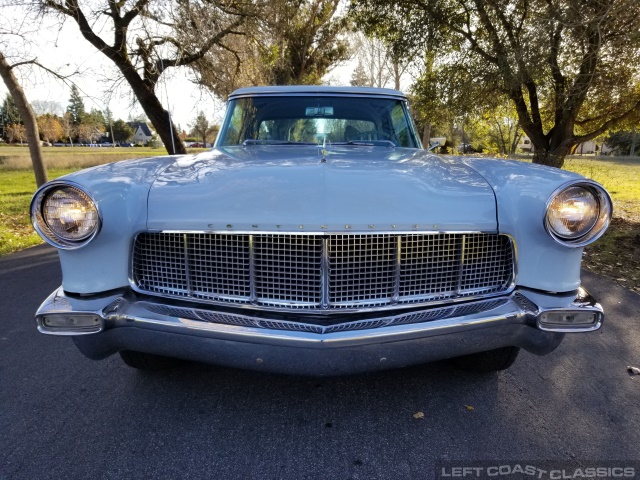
[332, 140, 396, 147]
[242, 139, 318, 146]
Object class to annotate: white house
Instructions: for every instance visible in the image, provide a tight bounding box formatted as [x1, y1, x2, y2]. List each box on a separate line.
[128, 122, 154, 145]
[518, 135, 611, 155]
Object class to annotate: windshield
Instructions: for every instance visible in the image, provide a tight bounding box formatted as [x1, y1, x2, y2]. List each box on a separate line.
[217, 95, 419, 148]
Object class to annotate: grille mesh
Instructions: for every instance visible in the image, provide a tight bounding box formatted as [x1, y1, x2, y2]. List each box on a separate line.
[132, 232, 514, 310]
[254, 234, 322, 305]
[328, 234, 396, 305]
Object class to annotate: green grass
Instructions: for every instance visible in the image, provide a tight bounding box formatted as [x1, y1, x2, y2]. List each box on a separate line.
[0, 168, 77, 255]
[0, 145, 167, 171]
[0, 146, 171, 255]
[0, 146, 208, 256]
[563, 156, 640, 222]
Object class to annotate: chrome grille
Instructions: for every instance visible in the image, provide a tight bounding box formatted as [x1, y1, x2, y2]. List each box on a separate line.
[188, 234, 250, 300]
[254, 234, 322, 306]
[132, 232, 514, 310]
[328, 234, 396, 305]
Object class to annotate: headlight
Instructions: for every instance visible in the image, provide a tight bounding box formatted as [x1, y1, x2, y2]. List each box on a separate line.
[545, 181, 612, 247]
[31, 182, 101, 249]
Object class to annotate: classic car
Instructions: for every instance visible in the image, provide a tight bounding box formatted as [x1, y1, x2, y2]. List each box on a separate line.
[31, 86, 611, 375]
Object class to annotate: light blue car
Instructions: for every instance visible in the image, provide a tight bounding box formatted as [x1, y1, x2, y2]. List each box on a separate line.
[31, 86, 611, 375]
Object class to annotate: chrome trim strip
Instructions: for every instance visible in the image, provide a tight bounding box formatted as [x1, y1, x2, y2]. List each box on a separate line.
[392, 236, 401, 303]
[138, 297, 512, 335]
[182, 233, 192, 295]
[456, 234, 466, 294]
[248, 234, 256, 302]
[159, 230, 500, 235]
[320, 237, 330, 309]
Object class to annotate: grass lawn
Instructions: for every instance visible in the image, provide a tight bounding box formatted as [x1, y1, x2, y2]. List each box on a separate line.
[0, 145, 205, 256]
[0, 168, 77, 256]
[1, 148, 638, 293]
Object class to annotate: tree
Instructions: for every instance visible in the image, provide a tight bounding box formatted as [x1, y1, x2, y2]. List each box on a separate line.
[189, 111, 218, 145]
[111, 119, 134, 143]
[6, 123, 26, 144]
[605, 130, 640, 156]
[76, 110, 106, 143]
[256, 0, 350, 85]
[351, 0, 640, 168]
[38, 0, 253, 154]
[60, 112, 75, 145]
[2, 93, 21, 125]
[350, 61, 368, 87]
[66, 85, 85, 125]
[349, 33, 411, 90]
[0, 50, 48, 185]
[32, 100, 63, 116]
[193, 0, 350, 96]
[37, 114, 63, 143]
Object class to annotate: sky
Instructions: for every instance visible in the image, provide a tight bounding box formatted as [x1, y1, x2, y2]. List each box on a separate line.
[0, 6, 225, 130]
[0, 4, 356, 133]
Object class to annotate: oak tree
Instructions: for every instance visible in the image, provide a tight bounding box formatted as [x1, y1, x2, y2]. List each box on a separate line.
[351, 0, 640, 167]
[38, 0, 253, 154]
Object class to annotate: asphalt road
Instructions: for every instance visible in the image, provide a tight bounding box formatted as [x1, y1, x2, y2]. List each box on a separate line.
[1, 245, 639, 480]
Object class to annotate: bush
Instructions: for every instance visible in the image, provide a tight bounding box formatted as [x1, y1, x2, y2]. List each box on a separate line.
[606, 131, 639, 155]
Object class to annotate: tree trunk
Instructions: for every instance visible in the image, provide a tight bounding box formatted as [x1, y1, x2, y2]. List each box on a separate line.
[532, 144, 572, 169]
[0, 51, 48, 186]
[510, 126, 521, 155]
[121, 71, 186, 155]
[524, 121, 575, 168]
[422, 123, 431, 149]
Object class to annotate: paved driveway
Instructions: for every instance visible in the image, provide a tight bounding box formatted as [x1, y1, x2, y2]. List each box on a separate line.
[1, 245, 639, 479]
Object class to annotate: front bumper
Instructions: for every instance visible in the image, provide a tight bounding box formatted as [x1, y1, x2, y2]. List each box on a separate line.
[35, 287, 603, 375]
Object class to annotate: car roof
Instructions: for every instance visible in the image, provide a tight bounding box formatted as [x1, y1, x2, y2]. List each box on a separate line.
[228, 85, 407, 100]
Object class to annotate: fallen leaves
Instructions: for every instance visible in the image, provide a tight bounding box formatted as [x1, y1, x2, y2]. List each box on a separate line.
[465, 405, 475, 411]
[627, 366, 640, 375]
[413, 411, 425, 419]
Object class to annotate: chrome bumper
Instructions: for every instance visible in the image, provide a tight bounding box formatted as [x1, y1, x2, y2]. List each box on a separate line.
[35, 287, 604, 375]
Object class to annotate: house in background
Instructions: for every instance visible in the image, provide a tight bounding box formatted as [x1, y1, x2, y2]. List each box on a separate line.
[518, 135, 611, 155]
[128, 122, 154, 145]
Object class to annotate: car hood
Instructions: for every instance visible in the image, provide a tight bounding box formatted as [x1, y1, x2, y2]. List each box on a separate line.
[146, 146, 497, 232]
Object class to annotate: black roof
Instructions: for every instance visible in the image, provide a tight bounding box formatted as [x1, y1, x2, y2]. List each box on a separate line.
[128, 122, 153, 137]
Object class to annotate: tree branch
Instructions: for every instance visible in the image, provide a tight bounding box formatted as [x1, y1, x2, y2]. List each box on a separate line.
[574, 100, 640, 143]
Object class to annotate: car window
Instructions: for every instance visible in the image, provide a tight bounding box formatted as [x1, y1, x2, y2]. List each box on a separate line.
[218, 96, 418, 148]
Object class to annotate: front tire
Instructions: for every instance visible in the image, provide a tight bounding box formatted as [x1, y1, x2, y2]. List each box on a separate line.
[119, 350, 184, 370]
[452, 346, 520, 372]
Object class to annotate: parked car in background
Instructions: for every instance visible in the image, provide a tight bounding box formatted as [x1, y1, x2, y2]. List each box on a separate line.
[31, 86, 611, 375]
[457, 143, 478, 154]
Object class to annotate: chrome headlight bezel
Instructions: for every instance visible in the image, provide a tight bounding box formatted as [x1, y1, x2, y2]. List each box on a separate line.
[544, 180, 612, 247]
[30, 181, 102, 249]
